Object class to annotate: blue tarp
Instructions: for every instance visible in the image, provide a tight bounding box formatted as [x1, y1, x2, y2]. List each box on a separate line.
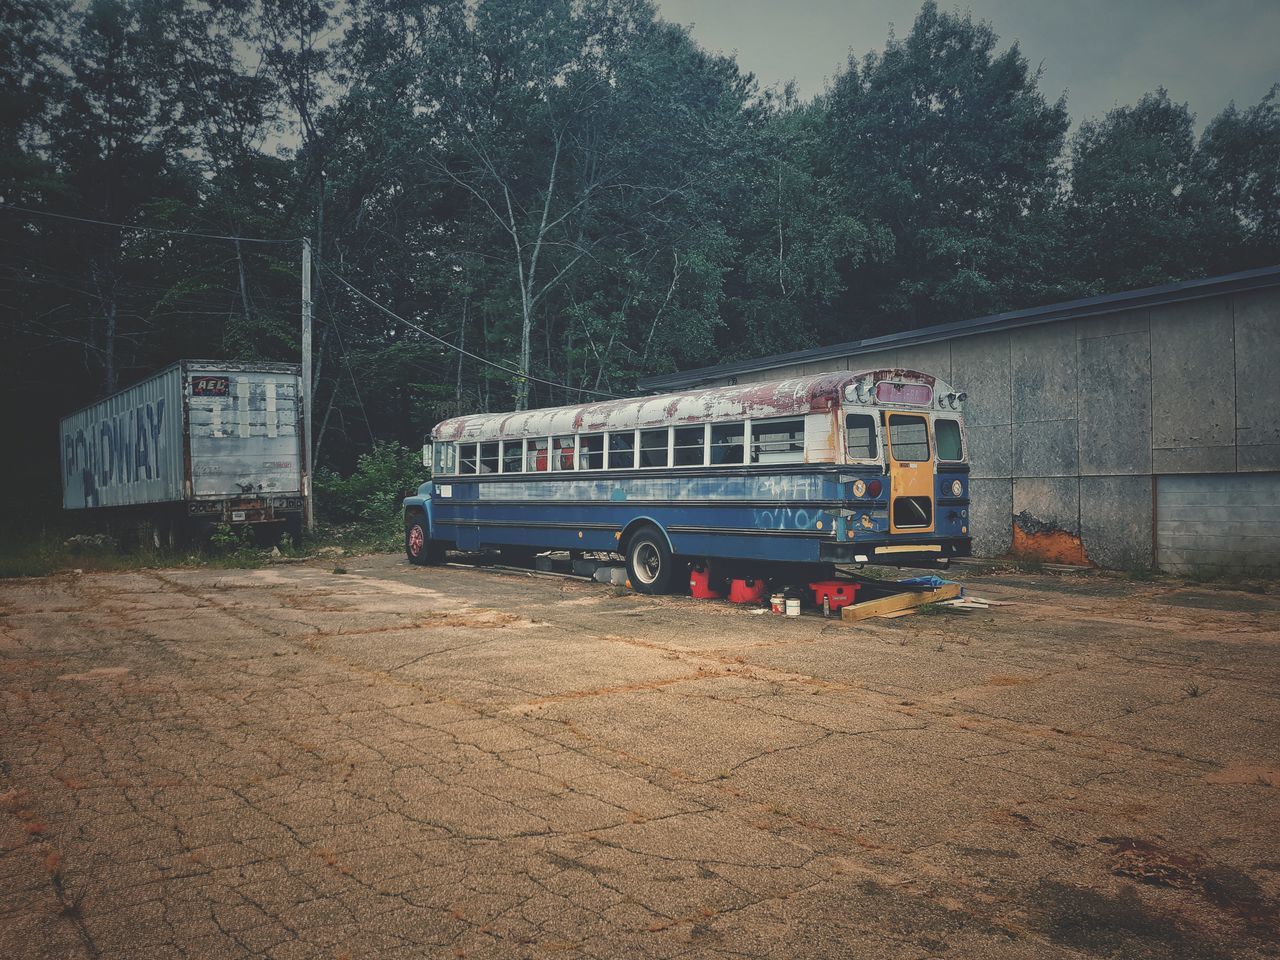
[896, 575, 965, 597]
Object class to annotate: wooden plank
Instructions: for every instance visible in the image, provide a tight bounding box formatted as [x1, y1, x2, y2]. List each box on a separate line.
[880, 608, 916, 619]
[840, 583, 962, 622]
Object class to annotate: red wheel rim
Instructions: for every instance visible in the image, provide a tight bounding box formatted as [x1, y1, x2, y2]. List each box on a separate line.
[408, 525, 424, 556]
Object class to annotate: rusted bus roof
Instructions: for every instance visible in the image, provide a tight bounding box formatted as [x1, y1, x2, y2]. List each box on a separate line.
[432, 368, 947, 442]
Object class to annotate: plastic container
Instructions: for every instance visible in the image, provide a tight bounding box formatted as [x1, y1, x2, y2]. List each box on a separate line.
[784, 597, 801, 617]
[809, 580, 859, 616]
[770, 592, 785, 614]
[689, 564, 723, 600]
[728, 577, 768, 604]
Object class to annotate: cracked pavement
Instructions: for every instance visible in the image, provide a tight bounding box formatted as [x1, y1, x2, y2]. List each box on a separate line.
[1, 556, 1278, 959]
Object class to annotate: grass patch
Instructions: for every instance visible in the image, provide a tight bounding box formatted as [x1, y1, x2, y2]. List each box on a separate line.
[0, 533, 172, 578]
[0, 520, 401, 579]
[915, 602, 948, 616]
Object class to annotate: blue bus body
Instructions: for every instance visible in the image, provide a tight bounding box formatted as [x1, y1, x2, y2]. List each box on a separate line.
[404, 370, 971, 581]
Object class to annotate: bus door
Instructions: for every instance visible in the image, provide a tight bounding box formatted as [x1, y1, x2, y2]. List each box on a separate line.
[884, 412, 935, 534]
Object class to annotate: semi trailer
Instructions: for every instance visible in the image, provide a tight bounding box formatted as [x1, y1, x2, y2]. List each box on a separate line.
[60, 360, 308, 545]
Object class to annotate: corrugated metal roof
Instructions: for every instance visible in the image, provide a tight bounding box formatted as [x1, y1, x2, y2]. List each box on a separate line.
[636, 264, 1280, 392]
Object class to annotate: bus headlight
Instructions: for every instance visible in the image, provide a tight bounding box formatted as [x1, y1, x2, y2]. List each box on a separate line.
[951, 479, 963, 497]
[852, 479, 867, 498]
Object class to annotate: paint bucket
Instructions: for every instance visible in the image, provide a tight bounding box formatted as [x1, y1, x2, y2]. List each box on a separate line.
[785, 597, 801, 617]
[770, 593, 785, 614]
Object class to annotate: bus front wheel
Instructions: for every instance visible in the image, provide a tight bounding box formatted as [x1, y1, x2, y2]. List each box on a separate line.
[406, 520, 444, 566]
[626, 529, 674, 594]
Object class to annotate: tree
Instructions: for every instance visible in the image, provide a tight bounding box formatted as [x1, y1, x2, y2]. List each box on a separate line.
[718, 93, 889, 356]
[46, 0, 236, 391]
[1066, 89, 1240, 291]
[413, 0, 756, 408]
[823, 0, 1070, 330]
[1198, 85, 1280, 269]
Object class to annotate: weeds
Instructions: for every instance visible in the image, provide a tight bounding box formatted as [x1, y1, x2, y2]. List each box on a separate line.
[1183, 683, 1202, 699]
[0, 519, 399, 578]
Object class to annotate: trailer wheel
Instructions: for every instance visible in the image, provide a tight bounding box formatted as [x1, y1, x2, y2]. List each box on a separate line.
[626, 528, 674, 594]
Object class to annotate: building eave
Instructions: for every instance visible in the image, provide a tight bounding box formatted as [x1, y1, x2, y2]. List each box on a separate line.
[636, 264, 1280, 393]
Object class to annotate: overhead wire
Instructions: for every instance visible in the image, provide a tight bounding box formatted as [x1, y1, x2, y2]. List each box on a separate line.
[319, 261, 623, 400]
[3, 203, 621, 403]
[314, 273, 376, 444]
[0, 202, 302, 245]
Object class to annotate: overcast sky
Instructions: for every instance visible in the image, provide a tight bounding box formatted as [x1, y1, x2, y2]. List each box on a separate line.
[654, 0, 1280, 127]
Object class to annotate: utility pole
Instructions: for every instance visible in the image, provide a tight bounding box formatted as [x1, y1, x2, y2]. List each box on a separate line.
[301, 238, 315, 532]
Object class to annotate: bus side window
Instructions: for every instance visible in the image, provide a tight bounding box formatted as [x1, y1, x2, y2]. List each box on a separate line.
[526, 438, 549, 472]
[751, 418, 804, 463]
[608, 432, 635, 469]
[553, 436, 575, 470]
[935, 418, 964, 461]
[673, 426, 704, 466]
[501, 439, 523, 473]
[640, 429, 669, 467]
[846, 414, 878, 461]
[579, 434, 604, 470]
[459, 443, 479, 474]
[710, 423, 744, 464]
[479, 442, 499, 474]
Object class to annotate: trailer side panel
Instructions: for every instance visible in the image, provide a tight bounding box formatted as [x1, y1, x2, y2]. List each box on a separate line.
[60, 364, 185, 509]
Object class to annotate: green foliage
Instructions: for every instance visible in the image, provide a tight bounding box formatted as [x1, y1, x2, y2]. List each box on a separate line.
[1068, 89, 1238, 290]
[207, 522, 251, 551]
[823, 1, 1072, 329]
[314, 440, 425, 527]
[1198, 84, 1280, 268]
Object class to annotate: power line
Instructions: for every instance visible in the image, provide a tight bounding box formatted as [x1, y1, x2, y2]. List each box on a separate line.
[0, 203, 301, 245]
[319, 262, 623, 400]
[315, 280, 376, 445]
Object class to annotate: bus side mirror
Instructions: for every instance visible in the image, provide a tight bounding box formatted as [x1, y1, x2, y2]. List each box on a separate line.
[422, 442, 433, 468]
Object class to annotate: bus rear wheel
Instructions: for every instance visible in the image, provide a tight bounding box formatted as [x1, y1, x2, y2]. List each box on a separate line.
[626, 529, 674, 594]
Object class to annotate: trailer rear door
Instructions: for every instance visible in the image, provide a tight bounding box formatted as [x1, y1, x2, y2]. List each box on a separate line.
[186, 369, 302, 497]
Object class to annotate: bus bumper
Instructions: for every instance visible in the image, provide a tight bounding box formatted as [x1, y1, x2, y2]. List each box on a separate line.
[820, 537, 972, 565]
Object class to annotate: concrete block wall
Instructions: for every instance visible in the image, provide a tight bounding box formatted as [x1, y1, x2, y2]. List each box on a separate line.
[712, 286, 1280, 569]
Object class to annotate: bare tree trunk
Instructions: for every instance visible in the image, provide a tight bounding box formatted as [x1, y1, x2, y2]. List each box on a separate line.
[91, 259, 120, 393]
[456, 295, 467, 404]
[482, 308, 491, 413]
[777, 161, 786, 296]
[235, 238, 253, 329]
[104, 295, 118, 393]
[313, 374, 340, 464]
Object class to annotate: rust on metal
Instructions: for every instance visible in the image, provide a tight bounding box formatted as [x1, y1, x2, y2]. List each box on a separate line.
[1011, 510, 1090, 565]
[432, 369, 950, 443]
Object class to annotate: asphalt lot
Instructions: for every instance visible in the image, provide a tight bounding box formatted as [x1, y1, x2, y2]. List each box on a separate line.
[2, 555, 1278, 959]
